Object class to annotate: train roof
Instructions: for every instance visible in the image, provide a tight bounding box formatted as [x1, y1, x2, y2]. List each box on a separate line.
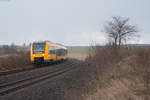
[32, 40, 50, 43]
[32, 41, 67, 49]
[50, 42, 67, 50]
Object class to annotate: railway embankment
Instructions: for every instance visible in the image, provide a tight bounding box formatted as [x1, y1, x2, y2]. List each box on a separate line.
[83, 47, 150, 100]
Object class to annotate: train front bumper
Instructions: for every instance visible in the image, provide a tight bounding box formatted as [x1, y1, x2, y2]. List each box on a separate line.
[31, 57, 57, 64]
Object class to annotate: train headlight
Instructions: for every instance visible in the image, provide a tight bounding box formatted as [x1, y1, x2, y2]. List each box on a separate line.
[42, 54, 45, 56]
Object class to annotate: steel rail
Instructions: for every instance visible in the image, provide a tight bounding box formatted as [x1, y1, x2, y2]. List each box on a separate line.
[0, 62, 76, 96]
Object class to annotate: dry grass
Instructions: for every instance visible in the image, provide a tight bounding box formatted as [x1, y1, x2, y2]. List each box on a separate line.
[84, 46, 150, 100]
[0, 52, 31, 72]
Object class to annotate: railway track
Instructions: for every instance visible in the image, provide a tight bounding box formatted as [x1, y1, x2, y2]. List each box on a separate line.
[0, 59, 77, 96]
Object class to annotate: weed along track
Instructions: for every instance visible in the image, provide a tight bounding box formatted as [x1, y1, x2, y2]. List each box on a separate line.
[0, 59, 78, 96]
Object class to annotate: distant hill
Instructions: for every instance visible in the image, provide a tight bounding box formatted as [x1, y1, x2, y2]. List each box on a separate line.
[126, 44, 150, 47]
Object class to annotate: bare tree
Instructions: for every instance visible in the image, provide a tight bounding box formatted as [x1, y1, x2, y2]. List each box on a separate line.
[104, 16, 138, 49]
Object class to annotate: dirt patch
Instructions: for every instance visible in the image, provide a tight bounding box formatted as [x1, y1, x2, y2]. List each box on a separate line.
[68, 54, 88, 61]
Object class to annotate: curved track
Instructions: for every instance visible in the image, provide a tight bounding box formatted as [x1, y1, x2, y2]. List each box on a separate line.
[0, 59, 79, 96]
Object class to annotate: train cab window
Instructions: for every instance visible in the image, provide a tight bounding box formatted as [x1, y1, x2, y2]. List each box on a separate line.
[33, 43, 46, 54]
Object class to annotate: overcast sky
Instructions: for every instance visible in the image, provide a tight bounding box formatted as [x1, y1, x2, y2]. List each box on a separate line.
[0, 0, 150, 46]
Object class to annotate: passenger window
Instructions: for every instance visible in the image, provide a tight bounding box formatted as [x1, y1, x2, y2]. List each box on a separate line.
[48, 45, 56, 54]
[56, 49, 66, 56]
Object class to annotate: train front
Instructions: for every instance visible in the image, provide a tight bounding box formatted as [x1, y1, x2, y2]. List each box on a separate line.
[30, 42, 46, 64]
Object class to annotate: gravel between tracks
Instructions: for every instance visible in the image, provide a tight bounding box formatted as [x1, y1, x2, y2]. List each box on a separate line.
[0, 59, 92, 100]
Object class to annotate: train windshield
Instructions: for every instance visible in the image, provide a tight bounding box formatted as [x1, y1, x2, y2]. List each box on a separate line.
[33, 43, 46, 54]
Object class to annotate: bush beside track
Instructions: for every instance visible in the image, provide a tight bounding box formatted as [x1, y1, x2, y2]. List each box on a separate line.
[80, 46, 150, 100]
[0, 53, 30, 72]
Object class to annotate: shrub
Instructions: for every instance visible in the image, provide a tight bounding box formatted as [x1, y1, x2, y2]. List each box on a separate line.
[86, 45, 150, 100]
[0, 52, 30, 71]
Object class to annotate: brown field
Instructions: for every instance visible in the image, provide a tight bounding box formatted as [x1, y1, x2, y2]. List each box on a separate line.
[68, 54, 88, 61]
[0, 53, 31, 72]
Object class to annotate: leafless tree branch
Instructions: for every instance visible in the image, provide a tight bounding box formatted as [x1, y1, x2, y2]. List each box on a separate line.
[104, 16, 139, 49]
